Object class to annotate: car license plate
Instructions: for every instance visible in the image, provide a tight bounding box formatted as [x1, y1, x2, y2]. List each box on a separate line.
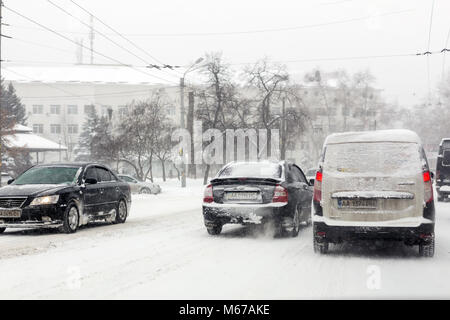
[225, 192, 258, 201]
[337, 199, 376, 209]
[0, 208, 22, 218]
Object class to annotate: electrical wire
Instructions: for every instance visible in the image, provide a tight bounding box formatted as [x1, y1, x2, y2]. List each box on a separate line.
[68, 0, 171, 69]
[3, 4, 179, 85]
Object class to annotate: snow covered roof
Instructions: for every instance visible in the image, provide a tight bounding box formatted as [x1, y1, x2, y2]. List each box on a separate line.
[324, 129, 422, 145]
[11, 124, 33, 133]
[3, 65, 179, 85]
[4, 126, 68, 152]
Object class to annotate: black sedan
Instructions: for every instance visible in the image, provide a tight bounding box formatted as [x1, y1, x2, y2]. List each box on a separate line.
[0, 163, 131, 234]
[202, 161, 313, 236]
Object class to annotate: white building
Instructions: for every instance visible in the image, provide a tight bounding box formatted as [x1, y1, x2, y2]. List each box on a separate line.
[4, 65, 182, 162]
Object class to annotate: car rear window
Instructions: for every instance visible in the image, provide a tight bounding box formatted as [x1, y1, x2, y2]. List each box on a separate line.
[443, 150, 450, 166]
[442, 140, 450, 149]
[218, 162, 282, 179]
[324, 142, 421, 175]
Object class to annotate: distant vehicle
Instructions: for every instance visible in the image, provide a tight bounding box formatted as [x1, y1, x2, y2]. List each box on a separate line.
[202, 160, 313, 236]
[1, 172, 13, 185]
[436, 138, 450, 202]
[305, 168, 318, 185]
[117, 174, 161, 194]
[0, 163, 131, 234]
[312, 129, 435, 257]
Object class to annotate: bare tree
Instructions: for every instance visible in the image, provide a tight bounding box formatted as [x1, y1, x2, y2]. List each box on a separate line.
[119, 94, 168, 181]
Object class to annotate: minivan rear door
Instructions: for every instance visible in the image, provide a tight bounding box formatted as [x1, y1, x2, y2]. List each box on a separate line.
[322, 142, 423, 223]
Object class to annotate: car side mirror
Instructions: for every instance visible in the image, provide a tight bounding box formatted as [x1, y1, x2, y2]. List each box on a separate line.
[309, 178, 315, 186]
[430, 172, 435, 180]
[7, 179, 14, 185]
[85, 178, 97, 185]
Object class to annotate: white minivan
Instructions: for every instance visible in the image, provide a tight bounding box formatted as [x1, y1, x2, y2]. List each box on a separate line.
[312, 129, 435, 257]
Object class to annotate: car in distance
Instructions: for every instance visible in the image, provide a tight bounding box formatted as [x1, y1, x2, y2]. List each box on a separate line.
[312, 129, 435, 257]
[436, 138, 450, 201]
[202, 160, 313, 236]
[117, 174, 161, 194]
[1, 172, 13, 186]
[0, 163, 131, 234]
[305, 168, 318, 185]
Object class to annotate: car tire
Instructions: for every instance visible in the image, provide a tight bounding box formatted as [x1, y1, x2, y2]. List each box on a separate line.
[139, 188, 151, 194]
[207, 225, 222, 235]
[419, 235, 435, 258]
[291, 206, 301, 237]
[313, 236, 329, 254]
[0, 227, 6, 234]
[115, 200, 128, 224]
[60, 203, 79, 234]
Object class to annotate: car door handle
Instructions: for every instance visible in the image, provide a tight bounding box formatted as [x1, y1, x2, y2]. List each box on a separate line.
[100, 188, 104, 194]
[116, 187, 120, 192]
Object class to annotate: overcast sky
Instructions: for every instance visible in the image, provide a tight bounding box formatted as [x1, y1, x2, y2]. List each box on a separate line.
[2, 0, 450, 107]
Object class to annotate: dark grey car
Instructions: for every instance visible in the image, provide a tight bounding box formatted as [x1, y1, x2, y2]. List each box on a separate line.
[202, 161, 313, 236]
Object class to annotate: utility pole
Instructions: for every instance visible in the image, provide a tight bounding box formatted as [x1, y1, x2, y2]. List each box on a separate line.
[280, 97, 286, 160]
[0, 0, 4, 187]
[187, 91, 195, 179]
[180, 77, 186, 187]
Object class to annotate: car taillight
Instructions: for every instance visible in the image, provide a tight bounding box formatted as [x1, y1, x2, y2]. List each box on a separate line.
[423, 171, 433, 203]
[203, 184, 214, 203]
[272, 184, 288, 203]
[313, 170, 322, 202]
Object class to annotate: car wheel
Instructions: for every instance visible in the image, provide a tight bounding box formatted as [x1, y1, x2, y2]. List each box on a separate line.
[61, 203, 79, 234]
[313, 236, 329, 254]
[207, 225, 222, 235]
[139, 188, 151, 194]
[0, 227, 6, 234]
[305, 209, 312, 226]
[291, 206, 301, 237]
[419, 234, 435, 258]
[115, 200, 128, 224]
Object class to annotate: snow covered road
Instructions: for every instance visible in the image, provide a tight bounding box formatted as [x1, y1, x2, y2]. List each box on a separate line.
[1, 179, 450, 299]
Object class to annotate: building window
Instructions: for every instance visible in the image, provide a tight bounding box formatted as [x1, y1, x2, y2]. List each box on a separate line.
[50, 124, 61, 134]
[313, 126, 323, 134]
[33, 124, 44, 134]
[166, 105, 175, 116]
[32, 105, 44, 114]
[68, 105, 78, 115]
[67, 124, 78, 134]
[50, 105, 61, 115]
[118, 105, 128, 118]
[272, 107, 281, 115]
[101, 105, 111, 118]
[84, 105, 95, 114]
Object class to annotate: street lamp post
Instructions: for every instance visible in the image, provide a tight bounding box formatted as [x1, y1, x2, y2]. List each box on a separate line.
[180, 57, 204, 188]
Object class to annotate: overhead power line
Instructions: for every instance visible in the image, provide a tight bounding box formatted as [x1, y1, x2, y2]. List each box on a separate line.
[9, 8, 414, 37]
[3, 4, 179, 85]
[46, 0, 180, 73]
[68, 0, 170, 68]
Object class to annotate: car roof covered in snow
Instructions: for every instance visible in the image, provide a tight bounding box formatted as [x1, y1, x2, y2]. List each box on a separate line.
[324, 129, 422, 145]
[439, 138, 450, 145]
